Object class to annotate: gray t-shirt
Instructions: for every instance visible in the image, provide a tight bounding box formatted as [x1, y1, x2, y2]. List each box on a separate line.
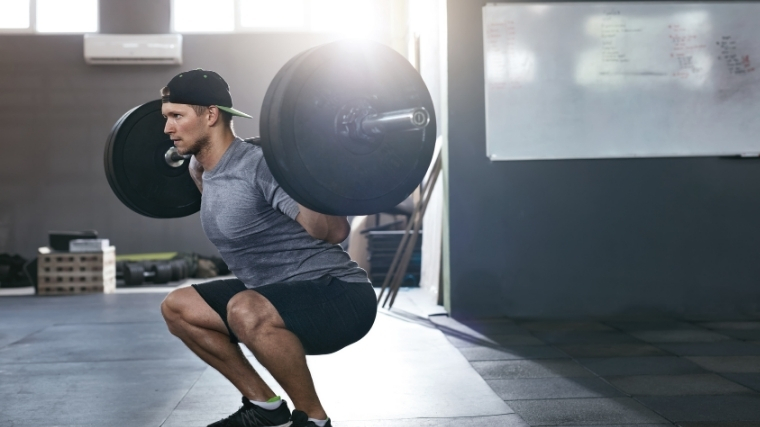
[200, 138, 369, 288]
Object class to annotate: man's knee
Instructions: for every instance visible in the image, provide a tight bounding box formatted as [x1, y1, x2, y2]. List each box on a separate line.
[227, 291, 276, 339]
[161, 288, 192, 334]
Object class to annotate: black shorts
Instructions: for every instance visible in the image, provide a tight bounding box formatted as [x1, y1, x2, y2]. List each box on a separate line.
[192, 276, 377, 355]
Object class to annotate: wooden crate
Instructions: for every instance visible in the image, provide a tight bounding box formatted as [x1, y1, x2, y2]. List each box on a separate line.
[37, 246, 116, 295]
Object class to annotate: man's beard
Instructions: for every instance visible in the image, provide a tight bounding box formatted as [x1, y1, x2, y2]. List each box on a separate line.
[178, 134, 210, 156]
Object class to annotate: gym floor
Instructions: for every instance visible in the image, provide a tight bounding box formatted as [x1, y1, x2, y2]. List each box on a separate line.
[1, 286, 759, 426]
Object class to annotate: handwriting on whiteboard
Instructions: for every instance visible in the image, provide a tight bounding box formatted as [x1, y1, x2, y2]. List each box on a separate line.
[484, 18, 534, 89]
[717, 36, 755, 75]
[599, 11, 643, 64]
[668, 24, 707, 80]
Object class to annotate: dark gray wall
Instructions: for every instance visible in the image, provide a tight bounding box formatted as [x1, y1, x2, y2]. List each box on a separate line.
[446, 0, 760, 320]
[100, 0, 171, 34]
[0, 17, 341, 258]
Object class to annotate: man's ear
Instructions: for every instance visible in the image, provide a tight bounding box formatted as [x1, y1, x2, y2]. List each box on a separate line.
[207, 106, 221, 126]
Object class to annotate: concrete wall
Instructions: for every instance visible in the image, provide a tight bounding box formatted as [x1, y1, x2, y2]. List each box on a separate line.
[445, 0, 760, 320]
[0, 0, 342, 258]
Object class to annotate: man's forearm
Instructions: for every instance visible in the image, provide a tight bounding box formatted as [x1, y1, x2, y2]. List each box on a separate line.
[295, 204, 350, 244]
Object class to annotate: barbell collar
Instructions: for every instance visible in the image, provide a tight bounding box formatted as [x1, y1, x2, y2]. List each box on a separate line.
[360, 107, 430, 136]
[164, 146, 191, 168]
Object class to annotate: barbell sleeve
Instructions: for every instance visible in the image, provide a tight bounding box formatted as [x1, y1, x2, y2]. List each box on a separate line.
[172, 152, 192, 161]
[164, 146, 191, 168]
[360, 107, 430, 136]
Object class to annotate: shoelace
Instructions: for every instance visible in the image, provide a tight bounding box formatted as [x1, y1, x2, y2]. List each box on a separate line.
[239, 406, 269, 427]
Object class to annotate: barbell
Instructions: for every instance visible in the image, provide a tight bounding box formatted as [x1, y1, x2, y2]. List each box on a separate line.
[104, 40, 437, 218]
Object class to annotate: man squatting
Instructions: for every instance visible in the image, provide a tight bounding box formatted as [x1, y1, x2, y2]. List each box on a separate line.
[159, 69, 377, 427]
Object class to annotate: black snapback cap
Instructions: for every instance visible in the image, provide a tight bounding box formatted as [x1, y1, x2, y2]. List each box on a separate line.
[161, 69, 252, 119]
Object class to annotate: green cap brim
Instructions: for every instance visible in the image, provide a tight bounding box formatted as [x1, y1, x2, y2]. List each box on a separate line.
[217, 105, 253, 119]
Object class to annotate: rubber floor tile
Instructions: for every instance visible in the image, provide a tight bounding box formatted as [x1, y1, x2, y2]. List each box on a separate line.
[699, 322, 760, 331]
[0, 359, 206, 427]
[578, 356, 706, 376]
[460, 322, 533, 336]
[507, 397, 668, 425]
[686, 356, 760, 373]
[0, 321, 195, 364]
[558, 343, 669, 358]
[722, 373, 760, 392]
[472, 359, 594, 379]
[657, 342, 760, 357]
[630, 330, 732, 344]
[717, 330, 760, 341]
[330, 415, 530, 427]
[488, 377, 623, 400]
[638, 395, 760, 422]
[606, 373, 752, 396]
[446, 333, 544, 348]
[678, 422, 760, 427]
[519, 321, 613, 332]
[532, 330, 640, 345]
[605, 320, 701, 331]
[458, 345, 570, 361]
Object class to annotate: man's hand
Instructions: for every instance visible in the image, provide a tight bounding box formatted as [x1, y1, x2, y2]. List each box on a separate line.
[295, 204, 350, 244]
[189, 155, 203, 193]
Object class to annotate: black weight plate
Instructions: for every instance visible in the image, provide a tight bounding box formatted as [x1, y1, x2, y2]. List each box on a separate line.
[151, 263, 172, 284]
[259, 48, 319, 209]
[122, 263, 145, 286]
[169, 260, 186, 281]
[105, 107, 163, 219]
[178, 262, 188, 280]
[169, 260, 180, 281]
[261, 43, 379, 214]
[260, 41, 436, 216]
[105, 109, 147, 216]
[104, 100, 201, 218]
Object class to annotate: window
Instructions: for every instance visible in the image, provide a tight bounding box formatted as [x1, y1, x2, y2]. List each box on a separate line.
[239, 0, 307, 31]
[173, 0, 235, 33]
[0, 0, 97, 33]
[0, 0, 30, 30]
[309, 0, 378, 37]
[37, 0, 98, 33]
[173, 0, 384, 38]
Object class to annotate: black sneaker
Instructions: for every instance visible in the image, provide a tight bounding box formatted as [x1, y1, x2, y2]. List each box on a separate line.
[208, 397, 292, 427]
[289, 410, 332, 427]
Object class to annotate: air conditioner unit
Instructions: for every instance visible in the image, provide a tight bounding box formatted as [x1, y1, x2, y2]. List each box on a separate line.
[84, 34, 183, 65]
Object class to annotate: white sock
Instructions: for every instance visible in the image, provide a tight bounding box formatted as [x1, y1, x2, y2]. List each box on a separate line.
[308, 417, 329, 427]
[249, 397, 283, 411]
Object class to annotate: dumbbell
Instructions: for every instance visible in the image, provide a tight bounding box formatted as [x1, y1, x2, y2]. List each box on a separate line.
[168, 259, 189, 281]
[121, 262, 173, 286]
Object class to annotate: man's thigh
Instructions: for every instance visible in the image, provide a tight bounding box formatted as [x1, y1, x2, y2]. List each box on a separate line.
[191, 278, 250, 340]
[254, 277, 377, 356]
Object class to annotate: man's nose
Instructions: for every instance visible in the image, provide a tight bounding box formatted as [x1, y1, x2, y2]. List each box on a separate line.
[164, 121, 173, 135]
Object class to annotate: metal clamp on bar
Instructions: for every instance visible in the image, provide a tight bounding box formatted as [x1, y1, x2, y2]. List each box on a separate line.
[164, 146, 191, 168]
[361, 107, 430, 136]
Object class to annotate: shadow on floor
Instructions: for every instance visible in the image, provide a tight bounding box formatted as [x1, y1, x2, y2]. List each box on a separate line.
[431, 315, 760, 427]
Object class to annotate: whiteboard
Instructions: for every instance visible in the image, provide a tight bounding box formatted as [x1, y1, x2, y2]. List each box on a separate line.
[483, 2, 760, 160]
